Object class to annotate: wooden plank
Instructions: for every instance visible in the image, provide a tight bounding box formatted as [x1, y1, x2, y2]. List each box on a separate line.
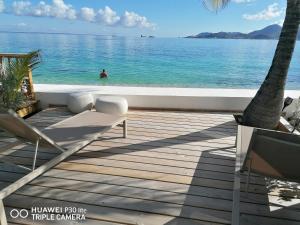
[12, 185, 232, 224]
[4, 137, 236, 162]
[1, 150, 236, 176]
[77, 148, 236, 169]
[5, 195, 220, 225]
[4, 165, 295, 205]
[67, 157, 263, 185]
[125, 120, 236, 132]
[45, 168, 235, 200]
[126, 119, 236, 134]
[126, 116, 236, 129]
[2, 178, 235, 215]
[5, 177, 300, 222]
[6, 209, 121, 225]
[128, 111, 234, 120]
[128, 115, 235, 126]
[4, 174, 300, 222]
[56, 161, 233, 189]
[0, 154, 276, 194]
[103, 131, 236, 148]
[89, 135, 235, 156]
[1, 168, 236, 202]
[1, 169, 298, 210]
[125, 119, 236, 130]
[87, 141, 236, 162]
[114, 127, 236, 144]
[6, 141, 236, 165]
[0, 153, 237, 183]
[240, 213, 300, 225]
[1, 155, 237, 191]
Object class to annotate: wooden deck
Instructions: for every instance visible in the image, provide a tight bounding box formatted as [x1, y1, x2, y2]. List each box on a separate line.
[0, 108, 299, 225]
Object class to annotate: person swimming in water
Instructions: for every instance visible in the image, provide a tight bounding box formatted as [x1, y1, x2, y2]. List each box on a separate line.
[100, 69, 108, 79]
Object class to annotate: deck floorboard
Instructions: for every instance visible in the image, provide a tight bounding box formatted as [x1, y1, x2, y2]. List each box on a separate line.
[0, 108, 299, 225]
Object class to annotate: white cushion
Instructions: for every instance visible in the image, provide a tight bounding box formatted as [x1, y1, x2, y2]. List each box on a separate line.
[67, 93, 94, 114]
[95, 96, 128, 115]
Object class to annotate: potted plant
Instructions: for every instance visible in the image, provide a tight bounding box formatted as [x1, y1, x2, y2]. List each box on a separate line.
[0, 51, 41, 113]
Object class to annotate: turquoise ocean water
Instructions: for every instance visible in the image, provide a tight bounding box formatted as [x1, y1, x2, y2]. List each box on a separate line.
[1, 32, 300, 89]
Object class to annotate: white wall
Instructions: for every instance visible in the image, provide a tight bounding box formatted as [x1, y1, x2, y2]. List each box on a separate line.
[35, 84, 300, 112]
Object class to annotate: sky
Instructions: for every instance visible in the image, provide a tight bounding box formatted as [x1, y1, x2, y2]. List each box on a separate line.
[0, 0, 286, 37]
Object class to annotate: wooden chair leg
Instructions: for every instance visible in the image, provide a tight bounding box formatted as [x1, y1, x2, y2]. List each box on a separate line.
[123, 120, 127, 138]
[0, 200, 7, 225]
[246, 158, 252, 194]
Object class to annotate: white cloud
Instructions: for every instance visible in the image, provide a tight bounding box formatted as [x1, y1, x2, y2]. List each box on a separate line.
[80, 7, 96, 22]
[97, 6, 120, 25]
[121, 11, 155, 29]
[12, 1, 31, 15]
[50, 0, 76, 19]
[32, 1, 51, 17]
[12, 0, 76, 19]
[243, 3, 284, 21]
[0, 0, 5, 12]
[9, 0, 154, 29]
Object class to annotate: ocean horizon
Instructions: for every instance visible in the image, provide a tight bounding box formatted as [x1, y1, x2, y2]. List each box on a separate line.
[1, 32, 300, 89]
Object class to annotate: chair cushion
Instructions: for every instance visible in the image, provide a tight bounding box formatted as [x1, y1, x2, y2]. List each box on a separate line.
[67, 93, 94, 114]
[95, 96, 128, 115]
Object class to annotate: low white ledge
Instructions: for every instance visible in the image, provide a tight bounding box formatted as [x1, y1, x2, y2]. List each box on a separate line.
[34, 84, 300, 111]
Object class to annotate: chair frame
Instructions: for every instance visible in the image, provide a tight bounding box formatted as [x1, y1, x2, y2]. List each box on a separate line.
[0, 110, 127, 225]
[232, 124, 300, 225]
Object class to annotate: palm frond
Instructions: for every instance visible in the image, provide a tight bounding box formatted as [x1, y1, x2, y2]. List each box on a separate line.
[202, 0, 230, 12]
[7, 50, 41, 91]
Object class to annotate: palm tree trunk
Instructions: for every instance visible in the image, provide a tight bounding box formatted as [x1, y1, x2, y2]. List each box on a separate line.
[242, 0, 300, 129]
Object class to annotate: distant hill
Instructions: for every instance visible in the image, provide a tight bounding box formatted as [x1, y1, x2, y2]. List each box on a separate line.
[248, 24, 282, 39]
[186, 24, 290, 40]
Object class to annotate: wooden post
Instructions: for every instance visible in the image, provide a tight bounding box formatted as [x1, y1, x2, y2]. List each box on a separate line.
[0, 57, 3, 75]
[27, 68, 35, 100]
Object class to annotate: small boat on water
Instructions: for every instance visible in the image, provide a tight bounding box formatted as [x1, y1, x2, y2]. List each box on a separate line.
[140, 35, 155, 38]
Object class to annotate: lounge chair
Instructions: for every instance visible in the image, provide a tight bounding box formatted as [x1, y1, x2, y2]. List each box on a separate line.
[232, 125, 300, 225]
[0, 109, 127, 225]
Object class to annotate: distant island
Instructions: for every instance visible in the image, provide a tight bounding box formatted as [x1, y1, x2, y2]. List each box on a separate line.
[185, 24, 294, 40]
